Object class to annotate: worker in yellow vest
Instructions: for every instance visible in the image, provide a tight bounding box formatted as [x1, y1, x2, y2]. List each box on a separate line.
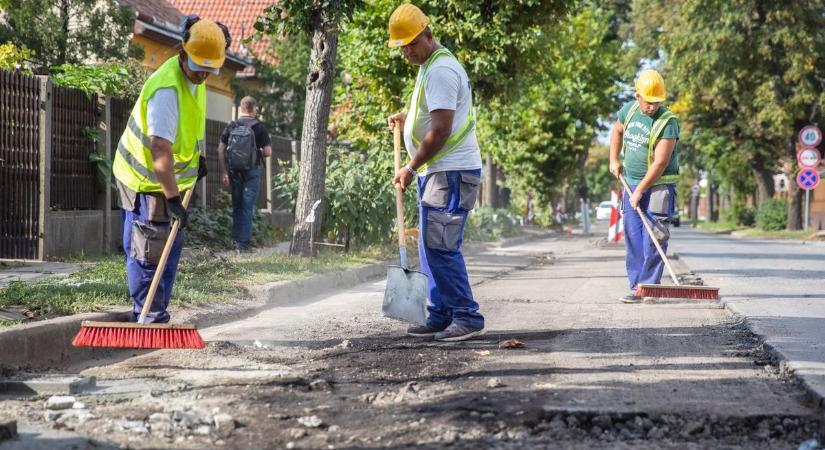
[112, 16, 229, 323]
[609, 69, 680, 303]
[387, 4, 484, 342]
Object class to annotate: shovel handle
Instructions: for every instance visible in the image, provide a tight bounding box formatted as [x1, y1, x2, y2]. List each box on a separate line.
[393, 125, 406, 251]
[619, 175, 680, 286]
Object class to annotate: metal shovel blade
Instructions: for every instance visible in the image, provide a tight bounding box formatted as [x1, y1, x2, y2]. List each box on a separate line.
[382, 265, 429, 326]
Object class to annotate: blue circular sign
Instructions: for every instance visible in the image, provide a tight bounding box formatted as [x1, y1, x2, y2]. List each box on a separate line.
[797, 168, 821, 190]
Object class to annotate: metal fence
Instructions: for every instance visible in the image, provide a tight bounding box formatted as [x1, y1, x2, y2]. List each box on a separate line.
[0, 71, 40, 260]
[50, 85, 98, 210]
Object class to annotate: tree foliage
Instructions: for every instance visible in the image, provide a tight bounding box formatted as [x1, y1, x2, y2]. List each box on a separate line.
[625, 0, 825, 227]
[0, 0, 136, 71]
[0, 42, 34, 72]
[51, 60, 148, 101]
[334, 1, 620, 210]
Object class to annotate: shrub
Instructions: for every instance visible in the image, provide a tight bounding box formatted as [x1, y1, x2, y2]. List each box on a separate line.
[756, 199, 787, 231]
[277, 144, 417, 248]
[464, 207, 521, 242]
[186, 192, 275, 249]
[726, 203, 756, 227]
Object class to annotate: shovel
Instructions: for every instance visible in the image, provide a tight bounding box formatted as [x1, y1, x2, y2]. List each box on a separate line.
[382, 124, 429, 326]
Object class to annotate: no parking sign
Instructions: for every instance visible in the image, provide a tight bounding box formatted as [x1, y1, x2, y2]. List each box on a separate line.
[797, 167, 820, 191]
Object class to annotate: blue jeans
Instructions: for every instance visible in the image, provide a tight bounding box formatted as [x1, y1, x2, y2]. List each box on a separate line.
[229, 166, 262, 249]
[417, 169, 484, 330]
[622, 183, 677, 291]
[123, 194, 184, 323]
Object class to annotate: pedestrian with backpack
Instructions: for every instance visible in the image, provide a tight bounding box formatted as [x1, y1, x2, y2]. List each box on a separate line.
[217, 96, 272, 253]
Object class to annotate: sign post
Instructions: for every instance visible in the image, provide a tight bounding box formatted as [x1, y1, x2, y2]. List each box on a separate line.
[797, 125, 822, 231]
[796, 168, 820, 231]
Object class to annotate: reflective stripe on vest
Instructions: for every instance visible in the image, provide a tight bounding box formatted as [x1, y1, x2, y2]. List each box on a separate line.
[112, 55, 206, 193]
[621, 101, 679, 185]
[408, 48, 475, 172]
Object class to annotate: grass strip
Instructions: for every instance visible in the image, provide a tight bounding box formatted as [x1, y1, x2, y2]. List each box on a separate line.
[0, 245, 396, 323]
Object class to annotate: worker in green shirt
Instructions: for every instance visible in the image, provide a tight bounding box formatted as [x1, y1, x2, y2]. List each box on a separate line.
[609, 69, 680, 303]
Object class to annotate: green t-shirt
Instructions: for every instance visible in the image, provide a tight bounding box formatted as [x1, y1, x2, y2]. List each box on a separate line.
[617, 101, 680, 185]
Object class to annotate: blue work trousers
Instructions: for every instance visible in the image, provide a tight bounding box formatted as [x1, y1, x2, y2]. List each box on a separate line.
[229, 166, 262, 249]
[123, 194, 184, 323]
[417, 169, 484, 330]
[622, 184, 676, 291]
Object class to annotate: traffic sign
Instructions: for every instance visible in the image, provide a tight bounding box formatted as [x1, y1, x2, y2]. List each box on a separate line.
[799, 125, 822, 148]
[797, 148, 821, 168]
[691, 184, 700, 195]
[796, 168, 821, 191]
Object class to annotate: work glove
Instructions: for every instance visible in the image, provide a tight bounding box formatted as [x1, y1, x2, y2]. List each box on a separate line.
[197, 155, 208, 181]
[166, 195, 188, 229]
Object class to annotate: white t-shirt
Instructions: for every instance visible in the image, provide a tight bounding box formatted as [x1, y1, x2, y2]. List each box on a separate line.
[403, 50, 482, 174]
[146, 80, 196, 143]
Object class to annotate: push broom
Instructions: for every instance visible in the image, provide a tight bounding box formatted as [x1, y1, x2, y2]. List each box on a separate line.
[619, 175, 719, 300]
[72, 189, 205, 349]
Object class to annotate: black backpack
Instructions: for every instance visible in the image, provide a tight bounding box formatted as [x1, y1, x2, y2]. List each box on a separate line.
[225, 120, 259, 171]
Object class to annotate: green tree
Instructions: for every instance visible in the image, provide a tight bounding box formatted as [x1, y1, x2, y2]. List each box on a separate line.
[254, 0, 363, 256]
[0, 42, 34, 72]
[0, 0, 136, 71]
[625, 0, 825, 230]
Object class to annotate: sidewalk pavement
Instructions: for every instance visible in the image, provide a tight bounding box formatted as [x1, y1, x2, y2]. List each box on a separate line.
[670, 226, 825, 408]
[0, 262, 85, 287]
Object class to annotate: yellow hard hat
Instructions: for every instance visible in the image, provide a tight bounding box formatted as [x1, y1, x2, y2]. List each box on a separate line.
[388, 3, 429, 48]
[183, 19, 226, 70]
[635, 69, 666, 102]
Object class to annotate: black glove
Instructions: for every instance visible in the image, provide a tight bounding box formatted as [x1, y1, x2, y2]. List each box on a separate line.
[197, 155, 208, 181]
[166, 195, 188, 229]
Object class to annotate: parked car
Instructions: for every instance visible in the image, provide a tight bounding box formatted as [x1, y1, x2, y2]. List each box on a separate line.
[595, 201, 613, 220]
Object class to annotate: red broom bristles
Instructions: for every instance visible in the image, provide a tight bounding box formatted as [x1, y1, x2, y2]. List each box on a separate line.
[635, 285, 720, 300]
[72, 326, 205, 349]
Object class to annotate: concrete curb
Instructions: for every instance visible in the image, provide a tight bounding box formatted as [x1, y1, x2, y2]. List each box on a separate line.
[0, 311, 130, 372]
[0, 229, 553, 372]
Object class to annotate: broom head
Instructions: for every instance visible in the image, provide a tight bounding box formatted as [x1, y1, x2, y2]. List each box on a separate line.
[635, 284, 719, 300]
[72, 321, 205, 349]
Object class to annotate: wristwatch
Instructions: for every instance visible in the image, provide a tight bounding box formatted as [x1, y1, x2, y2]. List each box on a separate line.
[404, 165, 417, 177]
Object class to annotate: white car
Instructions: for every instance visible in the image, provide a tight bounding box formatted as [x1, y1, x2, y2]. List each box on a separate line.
[595, 201, 613, 220]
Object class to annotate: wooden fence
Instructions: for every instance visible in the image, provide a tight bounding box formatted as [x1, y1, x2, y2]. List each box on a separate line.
[0, 69, 300, 260]
[0, 71, 40, 260]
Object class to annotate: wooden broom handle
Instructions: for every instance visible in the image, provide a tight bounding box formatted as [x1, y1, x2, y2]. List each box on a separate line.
[393, 125, 406, 249]
[138, 188, 194, 320]
[619, 175, 681, 286]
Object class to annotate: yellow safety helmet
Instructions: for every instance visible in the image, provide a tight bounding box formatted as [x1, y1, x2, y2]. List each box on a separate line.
[388, 3, 429, 48]
[183, 19, 226, 70]
[635, 69, 666, 102]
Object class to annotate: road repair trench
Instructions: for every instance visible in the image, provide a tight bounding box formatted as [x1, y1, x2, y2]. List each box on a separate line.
[2, 235, 824, 449]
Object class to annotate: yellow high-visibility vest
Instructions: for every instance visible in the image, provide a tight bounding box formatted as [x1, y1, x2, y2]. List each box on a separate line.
[407, 47, 476, 173]
[112, 55, 205, 193]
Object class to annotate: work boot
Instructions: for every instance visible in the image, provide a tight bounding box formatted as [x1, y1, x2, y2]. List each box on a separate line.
[434, 323, 485, 342]
[406, 325, 444, 337]
[620, 293, 643, 304]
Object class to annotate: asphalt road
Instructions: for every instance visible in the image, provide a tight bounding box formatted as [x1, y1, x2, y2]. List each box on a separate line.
[2, 227, 823, 449]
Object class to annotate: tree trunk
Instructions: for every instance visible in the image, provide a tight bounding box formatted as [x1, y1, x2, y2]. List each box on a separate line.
[483, 152, 497, 208]
[289, 17, 339, 257]
[748, 156, 775, 205]
[786, 140, 803, 230]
